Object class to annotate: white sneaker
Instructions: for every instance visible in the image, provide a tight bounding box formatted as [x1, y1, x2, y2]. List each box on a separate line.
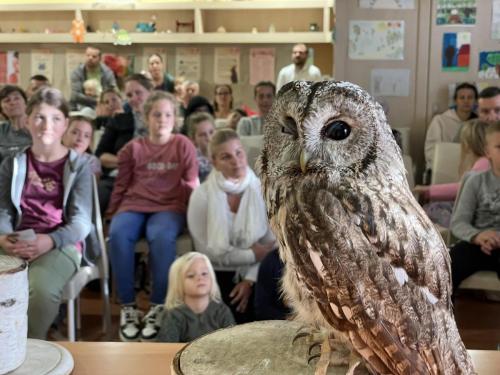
[140, 304, 164, 342]
[119, 305, 142, 342]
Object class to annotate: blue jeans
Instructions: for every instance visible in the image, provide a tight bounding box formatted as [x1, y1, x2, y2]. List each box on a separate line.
[109, 211, 185, 305]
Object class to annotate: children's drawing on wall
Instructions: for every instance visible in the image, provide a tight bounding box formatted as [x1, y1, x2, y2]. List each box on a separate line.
[31, 49, 54, 83]
[176, 47, 201, 81]
[442, 32, 470, 72]
[436, 0, 476, 25]
[349, 20, 405, 60]
[478, 51, 500, 79]
[370, 68, 410, 97]
[7, 51, 20, 84]
[358, 0, 415, 9]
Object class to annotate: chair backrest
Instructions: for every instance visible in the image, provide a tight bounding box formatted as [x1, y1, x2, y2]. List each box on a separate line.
[91, 175, 109, 280]
[431, 142, 461, 184]
[240, 135, 263, 171]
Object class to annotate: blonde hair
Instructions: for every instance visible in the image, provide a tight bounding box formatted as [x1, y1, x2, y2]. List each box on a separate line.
[208, 128, 241, 157]
[458, 120, 489, 176]
[143, 90, 177, 119]
[188, 112, 215, 139]
[164, 252, 221, 310]
[83, 78, 102, 97]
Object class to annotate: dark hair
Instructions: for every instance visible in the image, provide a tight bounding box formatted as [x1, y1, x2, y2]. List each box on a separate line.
[454, 82, 478, 101]
[0, 85, 28, 117]
[26, 87, 69, 118]
[124, 73, 154, 91]
[30, 74, 49, 83]
[85, 45, 102, 57]
[99, 87, 122, 103]
[478, 86, 500, 100]
[254, 81, 276, 97]
[213, 84, 233, 112]
[185, 95, 215, 118]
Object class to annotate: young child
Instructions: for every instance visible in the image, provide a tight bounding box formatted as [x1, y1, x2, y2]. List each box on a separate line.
[106, 91, 198, 342]
[156, 252, 235, 343]
[83, 78, 102, 101]
[62, 114, 102, 176]
[188, 112, 215, 182]
[450, 121, 500, 295]
[0, 87, 92, 339]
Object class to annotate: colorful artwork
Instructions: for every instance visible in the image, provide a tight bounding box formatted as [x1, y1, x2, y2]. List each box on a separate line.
[349, 20, 405, 60]
[478, 51, 500, 80]
[436, 0, 476, 25]
[442, 32, 470, 72]
[7, 51, 19, 84]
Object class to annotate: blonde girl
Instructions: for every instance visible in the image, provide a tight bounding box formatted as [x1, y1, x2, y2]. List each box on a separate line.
[157, 252, 234, 343]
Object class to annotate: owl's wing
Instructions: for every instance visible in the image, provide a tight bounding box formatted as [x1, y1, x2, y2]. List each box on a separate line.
[286, 181, 456, 374]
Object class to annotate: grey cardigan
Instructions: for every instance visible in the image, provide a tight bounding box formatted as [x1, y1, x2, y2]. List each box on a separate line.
[70, 62, 117, 109]
[0, 148, 92, 250]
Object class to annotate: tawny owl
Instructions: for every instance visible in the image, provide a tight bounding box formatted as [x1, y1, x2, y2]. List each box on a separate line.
[257, 81, 475, 375]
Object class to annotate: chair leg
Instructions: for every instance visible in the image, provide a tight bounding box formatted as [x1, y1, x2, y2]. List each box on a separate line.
[76, 297, 81, 331]
[101, 278, 112, 338]
[67, 299, 76, 342]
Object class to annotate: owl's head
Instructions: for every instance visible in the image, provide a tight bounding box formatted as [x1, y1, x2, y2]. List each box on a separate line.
[258, 81, 404, 186]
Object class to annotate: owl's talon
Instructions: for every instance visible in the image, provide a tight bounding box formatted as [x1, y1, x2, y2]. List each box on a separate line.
[292, 331, 311, 344]
[307, 352, 322, 365]
[308, 341, 322, 356]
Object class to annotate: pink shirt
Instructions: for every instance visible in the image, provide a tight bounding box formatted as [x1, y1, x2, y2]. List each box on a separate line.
[107, 135, 199, 215]
[429, 157, 490, 201]
[18, 150, 66, 233]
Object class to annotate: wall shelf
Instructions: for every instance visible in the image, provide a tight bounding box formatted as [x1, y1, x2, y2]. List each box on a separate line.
[0, 0, 334, 44]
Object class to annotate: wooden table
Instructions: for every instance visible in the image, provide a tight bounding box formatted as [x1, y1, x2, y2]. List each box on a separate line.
[58, 342, 500, 375]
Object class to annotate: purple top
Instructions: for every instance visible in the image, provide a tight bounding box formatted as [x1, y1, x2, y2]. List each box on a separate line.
[18, 150, 67, 234]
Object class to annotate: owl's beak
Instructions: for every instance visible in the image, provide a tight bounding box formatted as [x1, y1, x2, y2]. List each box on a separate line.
[300, 150, 310, 173]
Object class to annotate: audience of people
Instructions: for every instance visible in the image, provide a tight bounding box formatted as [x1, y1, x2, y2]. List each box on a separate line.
[1, 51, 499, 344]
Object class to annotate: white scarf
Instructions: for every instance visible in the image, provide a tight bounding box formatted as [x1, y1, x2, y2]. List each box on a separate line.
[206, 167, 268, 258]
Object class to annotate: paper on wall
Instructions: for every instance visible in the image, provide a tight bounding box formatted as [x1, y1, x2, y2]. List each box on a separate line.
[175, 47, 201, 81]
[66, 49, 84, 83]
[370, 68, 410, 97]
[31, 49, 54, 83]
[214, 47, 240, 85]
[249, 48, 275, 85]
[492, 0, 500, 39]
[359, 0, 415, 9]
[349, 20, 405, 60]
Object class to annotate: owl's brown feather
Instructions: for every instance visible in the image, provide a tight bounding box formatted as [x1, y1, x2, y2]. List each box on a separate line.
[258, 81, 475, 374]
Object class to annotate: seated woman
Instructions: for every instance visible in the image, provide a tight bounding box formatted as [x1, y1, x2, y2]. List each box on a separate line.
[63, 112, 102, 176]
[424, 82, 478, 180]
[188, 112, 215, 182]
[106, 91, 198, 342]
[0, 85, 32, 163]
[213, 84, 233, 124]
[415, 120, 490, 228]
[181, 95, 215, 136]
[188, 129, 275, 324]
[95, 74, 153, 214]
[0, 87, 92, 339]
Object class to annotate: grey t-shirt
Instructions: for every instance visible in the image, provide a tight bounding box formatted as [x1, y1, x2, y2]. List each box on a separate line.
[0, 121, 32, 165]
[156, 300, 235, 343]
[451, 169, 500, 242]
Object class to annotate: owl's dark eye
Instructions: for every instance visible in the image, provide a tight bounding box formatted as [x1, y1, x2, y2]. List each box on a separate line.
[281, 116, 298, 137]
[323, 120, 351, 141]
